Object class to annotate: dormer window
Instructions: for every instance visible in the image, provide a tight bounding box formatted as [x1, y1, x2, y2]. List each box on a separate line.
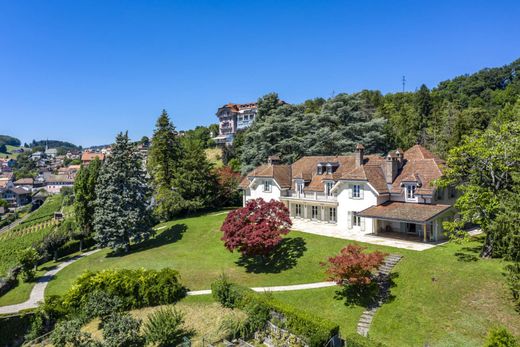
[325, 181, 334, 196]
[327, 165, 334, 175]
[263, 180, 272, 192]
[406, 184, 416, 200]
[296, 181, 304, 194]
[317, 164, 323, 175]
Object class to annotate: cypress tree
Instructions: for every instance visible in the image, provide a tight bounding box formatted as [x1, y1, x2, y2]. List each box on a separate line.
[73, 157, 102, 251]
[93, 132, 153, 253]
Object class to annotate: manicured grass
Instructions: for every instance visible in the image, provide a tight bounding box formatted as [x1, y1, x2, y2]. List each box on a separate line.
[11, 210, 516, 346]
[47, 211, 371, 296]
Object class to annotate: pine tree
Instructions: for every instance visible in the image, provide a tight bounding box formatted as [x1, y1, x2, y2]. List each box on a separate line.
[147, 110, 183, 220]
[93, 132, 153, 253]
[172, 137, 219, 213]
[73, 158, 102, 251]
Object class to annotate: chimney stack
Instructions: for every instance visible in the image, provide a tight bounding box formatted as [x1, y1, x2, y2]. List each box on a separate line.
[355, 144, 364, 167]
[268, 155, 281, 166]
[395, 148, 404, 169]
[385, 152, 398, 184]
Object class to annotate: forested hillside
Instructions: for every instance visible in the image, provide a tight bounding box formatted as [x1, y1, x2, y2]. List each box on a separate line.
[235, 58, 520, 173]
[0, 135, 21, 147]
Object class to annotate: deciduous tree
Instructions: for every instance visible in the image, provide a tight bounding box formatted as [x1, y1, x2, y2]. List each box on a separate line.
[323, 245, 387, 286]
[221, 198, 292, 257]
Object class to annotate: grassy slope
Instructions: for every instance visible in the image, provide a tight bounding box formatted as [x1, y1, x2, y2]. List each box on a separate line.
[0, 145, 29, 159]
[205, 147, 223, 168]
[9, 210, 515, 346]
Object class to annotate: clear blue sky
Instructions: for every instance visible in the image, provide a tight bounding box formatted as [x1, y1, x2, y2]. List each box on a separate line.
[0, 0, 519, 147]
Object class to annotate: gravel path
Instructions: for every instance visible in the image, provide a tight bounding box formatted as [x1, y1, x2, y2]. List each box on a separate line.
[187, 281, 337, 296]
[0, 249, 101, 314]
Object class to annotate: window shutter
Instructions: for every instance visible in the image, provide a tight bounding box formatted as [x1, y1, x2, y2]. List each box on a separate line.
[360, 185, 364, 199]
[347, 211, 352, 229]
[360, 217, 366, 231]
[348, 185, 352, 199]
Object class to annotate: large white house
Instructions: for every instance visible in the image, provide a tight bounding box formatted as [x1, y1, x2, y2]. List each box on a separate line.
[239, 144, 457, 242]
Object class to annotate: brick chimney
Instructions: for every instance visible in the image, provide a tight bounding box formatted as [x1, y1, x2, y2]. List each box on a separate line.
[385, 152, 398, 184]
[268, 155, 281, 166]
[355, 144, 364, 167]
[395, 148, 404, 169]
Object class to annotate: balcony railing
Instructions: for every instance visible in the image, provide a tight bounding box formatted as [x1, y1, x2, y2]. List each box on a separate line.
[282, 190, 337, 202]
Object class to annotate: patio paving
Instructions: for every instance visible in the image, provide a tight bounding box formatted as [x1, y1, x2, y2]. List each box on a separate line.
[291, 219, 442, 251]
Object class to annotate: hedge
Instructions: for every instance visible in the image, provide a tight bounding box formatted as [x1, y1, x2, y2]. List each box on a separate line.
[63, 268, 186, 310]
[0, 313, 34, 346]
[211, 280, 339, 347]
[344, 333, 387, 347]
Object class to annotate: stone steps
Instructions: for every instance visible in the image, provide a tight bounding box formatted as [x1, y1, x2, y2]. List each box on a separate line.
[356, 254, 403, 337]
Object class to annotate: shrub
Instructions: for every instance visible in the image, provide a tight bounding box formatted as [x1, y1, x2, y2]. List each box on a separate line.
[83, 291, 124, 320]
[211, 274, 243, 308]
[210, 280, 338, 347]
[102, 313, 144, 347]
[221, 198, 292, 257]
[484, 327, 518, 347]
[63, 268, 186, 310]
[17, 247, 39, 282]
[344, 333, 387, 347]
[144, 306, 190, 346]
[50, 318, 101, 347]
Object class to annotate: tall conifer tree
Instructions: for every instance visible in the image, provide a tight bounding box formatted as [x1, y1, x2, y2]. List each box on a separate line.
[93, 132, 153, 252]
[73, 157, 102, 250]
[147, 110, 184, 220]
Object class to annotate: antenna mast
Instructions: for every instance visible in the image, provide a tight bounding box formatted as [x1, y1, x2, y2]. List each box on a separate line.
[402, 76, 406, 92]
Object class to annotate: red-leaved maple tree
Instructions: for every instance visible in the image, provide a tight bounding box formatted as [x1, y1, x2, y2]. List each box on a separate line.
[323, 245, 387, 285]
[221, 198, 292, 257]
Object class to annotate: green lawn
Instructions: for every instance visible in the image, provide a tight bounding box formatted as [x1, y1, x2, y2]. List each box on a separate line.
[0, 145, 28, 159]
[47, 211, 378, 295]
[1, 210, 517, 346]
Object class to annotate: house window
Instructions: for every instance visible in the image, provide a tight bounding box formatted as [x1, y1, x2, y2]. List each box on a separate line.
[329, 208, 337, 222]
[317, 165, 323, 175]
[296, 182, 304, 194]
[311, 206, 319, 219]
[353, 215, 361, 227]
[406, 185, 416, 199]
[295, 204, 302, 217]
[325, 182, 334, 196]
[449, 186, 456, 198]
[436, 188, 443, 200]
[326, 165, 332, 174]
[263, 180, 272, 192]
[353, 184, 361, 198]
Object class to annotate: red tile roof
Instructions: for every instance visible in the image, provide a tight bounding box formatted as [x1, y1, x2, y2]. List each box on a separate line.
[81, 152, 105, 162]
[357, 201, 452, 223]
[241, 145, 445, 196]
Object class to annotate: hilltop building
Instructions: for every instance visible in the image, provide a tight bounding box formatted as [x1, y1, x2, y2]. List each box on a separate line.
[213, 102, 258, 145]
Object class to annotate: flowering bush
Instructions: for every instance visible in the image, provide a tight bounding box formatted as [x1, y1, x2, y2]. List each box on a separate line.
[221, 198, 292, 257]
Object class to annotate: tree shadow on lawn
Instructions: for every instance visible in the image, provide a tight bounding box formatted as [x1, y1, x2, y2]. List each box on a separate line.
[334, 272, 399, 308]
[235, 237, 307, 274]
[106, 223, 188, 257]
[454, 244, 481, 262]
